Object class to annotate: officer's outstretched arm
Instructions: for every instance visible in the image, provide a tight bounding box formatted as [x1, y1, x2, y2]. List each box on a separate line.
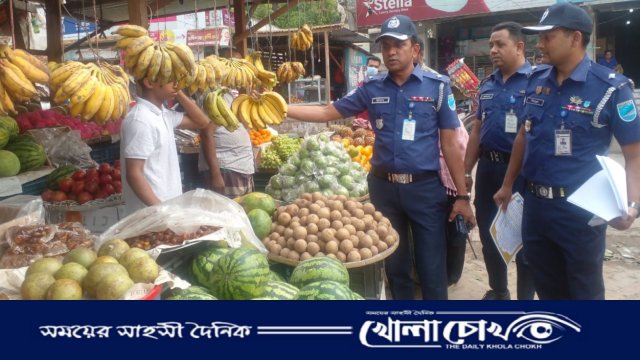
[494, 126, 526, 211]
[609, 142, 640, 230]
[288, 104, 343, 123]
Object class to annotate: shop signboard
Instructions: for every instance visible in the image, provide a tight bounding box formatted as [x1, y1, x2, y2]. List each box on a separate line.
[186, 28, 231, 47]
[356, 0, 601, 27]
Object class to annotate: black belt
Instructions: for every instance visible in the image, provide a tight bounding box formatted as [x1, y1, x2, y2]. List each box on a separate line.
[480, 147, 511, 163]
[526, 180, 572, 199]
[371, 168, 438, 184]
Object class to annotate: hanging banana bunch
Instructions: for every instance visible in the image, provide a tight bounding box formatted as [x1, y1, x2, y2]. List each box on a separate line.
[276, 61, 305, 84]
[215, 57, 258, 89]
[245, 52, 278, 90]
[0, 45, 50, 115]
[185, 61, 219, 96]
[291, 24, 313, 51]
[203, 89, 241, 132]
[231, 91, 288, 130]
[49, 61, 131, 123]
[113, 24, 197, 88]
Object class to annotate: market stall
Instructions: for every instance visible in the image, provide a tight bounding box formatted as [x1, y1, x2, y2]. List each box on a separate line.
[0, 0, 393, 301]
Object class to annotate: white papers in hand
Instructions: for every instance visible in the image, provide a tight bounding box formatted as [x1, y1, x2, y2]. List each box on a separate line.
[489, 192, 524, 266]
[567, 156, 627, 222]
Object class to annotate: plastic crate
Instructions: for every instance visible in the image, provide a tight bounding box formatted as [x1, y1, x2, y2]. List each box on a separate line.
[90, 141, 120, 164]
[349, 261, 384, 300]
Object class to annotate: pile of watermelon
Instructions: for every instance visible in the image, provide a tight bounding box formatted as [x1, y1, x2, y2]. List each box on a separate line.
[0, 117, 47, 177]
[15, 110, 122, 140]
[169, 244, 364, 300]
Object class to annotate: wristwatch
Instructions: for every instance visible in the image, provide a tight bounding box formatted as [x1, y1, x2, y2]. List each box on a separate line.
[629, 201, 640, 218]
[456, 194, 471, 201]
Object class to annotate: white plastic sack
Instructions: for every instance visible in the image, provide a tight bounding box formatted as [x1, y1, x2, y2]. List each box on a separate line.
[97, 189, 266, 258]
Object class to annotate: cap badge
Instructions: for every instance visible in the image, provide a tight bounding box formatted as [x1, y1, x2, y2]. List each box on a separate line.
[540, 9, 549, 22]
[388, 17, 400, 29]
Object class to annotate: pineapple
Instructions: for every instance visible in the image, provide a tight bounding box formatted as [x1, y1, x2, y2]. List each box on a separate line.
[364, 135, 375, 146]
[353, 128, 367, 138]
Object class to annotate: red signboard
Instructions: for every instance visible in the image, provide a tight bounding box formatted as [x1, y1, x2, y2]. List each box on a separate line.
[186, 28, 230, 47]
[356, 0, 491, 27]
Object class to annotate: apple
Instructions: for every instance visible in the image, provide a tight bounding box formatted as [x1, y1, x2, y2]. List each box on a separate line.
[94, 190, 108, 199]
[85, 181, 99, 194]
[71, 170, 85, 181]
[112, 168, 121, 180]
[103, 183, 115, 195]
[99, 174, 113, 184]
[114, 160, 121, 169]
[51, 191, 68, 202]
[41, 190, 54, 202]
[86, 167, 99, 178]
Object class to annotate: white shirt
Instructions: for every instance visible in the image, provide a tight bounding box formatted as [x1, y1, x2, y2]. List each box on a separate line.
[120, 97, 183, 216]
[197, 92, 255, 175]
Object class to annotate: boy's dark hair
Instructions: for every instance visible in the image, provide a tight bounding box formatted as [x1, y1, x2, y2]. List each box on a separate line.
[367, 56, 381, 65]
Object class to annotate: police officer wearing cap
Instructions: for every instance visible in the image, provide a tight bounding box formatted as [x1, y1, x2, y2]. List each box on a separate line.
[287, 15, 476, 300]
[494, 2, 640, 300]
[464, 22, 537, 301]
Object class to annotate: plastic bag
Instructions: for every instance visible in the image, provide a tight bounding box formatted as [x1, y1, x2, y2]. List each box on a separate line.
[0, 196, 44, 244]
[39, 129, 95, 168]
[97, 189, 266, 258]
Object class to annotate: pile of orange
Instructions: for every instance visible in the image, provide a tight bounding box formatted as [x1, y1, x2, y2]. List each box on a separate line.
[249, 128, 272, 146]
[347, 144, 372, 172]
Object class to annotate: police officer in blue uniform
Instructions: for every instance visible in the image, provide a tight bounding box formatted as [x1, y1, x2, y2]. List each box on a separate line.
[464, 22, 536, 300]
[287, 15, 476, 300]
[494, 3, 640, 300]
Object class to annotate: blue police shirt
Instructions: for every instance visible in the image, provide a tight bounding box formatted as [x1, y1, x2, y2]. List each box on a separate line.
[476, 62, 533, 153]
[333, 65, 460, 173]
[521, 56, 640, 188]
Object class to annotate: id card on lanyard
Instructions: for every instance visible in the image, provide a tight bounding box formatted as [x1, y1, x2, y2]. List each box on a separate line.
[505, 96, 518, 133]
[402, 101, 416, 141]
[555, 110, 572, 156]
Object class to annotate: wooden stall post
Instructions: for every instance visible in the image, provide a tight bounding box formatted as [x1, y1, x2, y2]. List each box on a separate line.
[324, 31, 331, 104]
[45, 0, 63, 61]
[128, 0, 149, 28]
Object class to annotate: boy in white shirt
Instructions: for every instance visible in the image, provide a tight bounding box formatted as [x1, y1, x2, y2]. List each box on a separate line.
[120, 80, 209, 216]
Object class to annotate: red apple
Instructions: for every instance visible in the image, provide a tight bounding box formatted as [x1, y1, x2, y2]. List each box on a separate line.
[112, 168, 121, 180]
[86, 167, 99, 178]
[71, 181, 85, 195]
[114, 160, 121, 169]
[99, 174, 113, 184]
[103, 183, 115, 195]
[41, 190, 54, 202]
[99, 163, 112, 174]
[51, 191, 68, 202]
[85, 181, 99, 194]
[94, 190, 108, 199]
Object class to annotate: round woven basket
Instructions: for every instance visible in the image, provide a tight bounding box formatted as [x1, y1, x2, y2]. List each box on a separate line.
[267, 236, 398, 269]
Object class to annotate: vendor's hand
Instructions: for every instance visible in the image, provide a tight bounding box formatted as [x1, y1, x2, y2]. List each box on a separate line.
[449, 199, 477, 228]
[493, 185, 512, 211]
[608, 207, 638, 230]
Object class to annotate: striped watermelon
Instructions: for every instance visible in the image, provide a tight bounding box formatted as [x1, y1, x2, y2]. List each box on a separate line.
[206, 247, 270, 300]
[0, 128, 8, 149]
[46, 165, 79, 190]
[5, 141, 46, 172]
[262, 280, 298, 300]
[295, 280, 353, 300]
[191, 246, 231, 287]
[268, 270, 285, 282]
[0, 116, 18, 139]
[289, 256, 350, 289]
[165, 285, 218, 300]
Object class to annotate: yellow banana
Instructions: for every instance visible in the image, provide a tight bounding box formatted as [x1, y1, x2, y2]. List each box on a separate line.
[115, 25, 148, 38]
[187, 65, 200, 95]
[69, 100, 85, 118]
[256, 101, 274, 125]
[238, 96, 253, 128]
[13, 49, 50, 75]
[0, 81, 16, 115]
[0, 64, 37, 99]
[260, 97, 283, 124]
[94, 84, 114, 123]
[166, 48, 188, 82]
[125, 36, 154, 59]
[115, 36, 137, 49]
[263, 91, 288, 116]
[205, 91, 227, 127]
[56, 67, 92, 102]
[250, 101, 265, 128]
[145, 46, 163, 82]
[81, 81, 106, 120]
[133, 44, 156, 80]
[217, 92, 239, 131]
[166, 42, 195, 76]
[157, 47, 173, 85]
[231, 94, 249, 116]
[69, 74, 98, 106]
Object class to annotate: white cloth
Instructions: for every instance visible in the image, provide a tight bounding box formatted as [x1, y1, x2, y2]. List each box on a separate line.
[197, 92, 255, 175]
[120, 97, 184, 216]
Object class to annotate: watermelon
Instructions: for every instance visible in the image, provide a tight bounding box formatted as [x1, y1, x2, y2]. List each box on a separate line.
[166, 293, 218, 300]
[0, 116, 18, 139]
[239, 192, 277, 215]
[10, 134, 37, 144]
[247, 208, 272, 240]
[5, 141, 46, 172]
[0, 150, 20, 177]
[262, 280, 298, 300]
[268, 270, 285, 282]
[206, 247, 270, 300]
[295, 280, 354, 300]
[289, 256, 350, 289]
[0, 128, 8, 149]
[46, 165, 79, 190]
[191, 246, 231, 287]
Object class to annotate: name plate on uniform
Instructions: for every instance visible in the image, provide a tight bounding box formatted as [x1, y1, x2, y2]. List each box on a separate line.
[480, 94, 494, 100]
[525, 97, 544, 106]
[371, 97, 390, 104]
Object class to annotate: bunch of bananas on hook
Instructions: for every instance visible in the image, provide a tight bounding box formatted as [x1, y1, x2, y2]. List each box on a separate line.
[0, 45, 50, 115]
[231, 91, 288, 129]
[291, 24, 313, 51]
[276, 61, 305, 84]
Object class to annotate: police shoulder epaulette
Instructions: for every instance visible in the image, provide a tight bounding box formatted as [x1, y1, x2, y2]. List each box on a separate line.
[423, 70, 450, 83]
[527, 64, 551, 79]
[590, 63, 628, 88]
